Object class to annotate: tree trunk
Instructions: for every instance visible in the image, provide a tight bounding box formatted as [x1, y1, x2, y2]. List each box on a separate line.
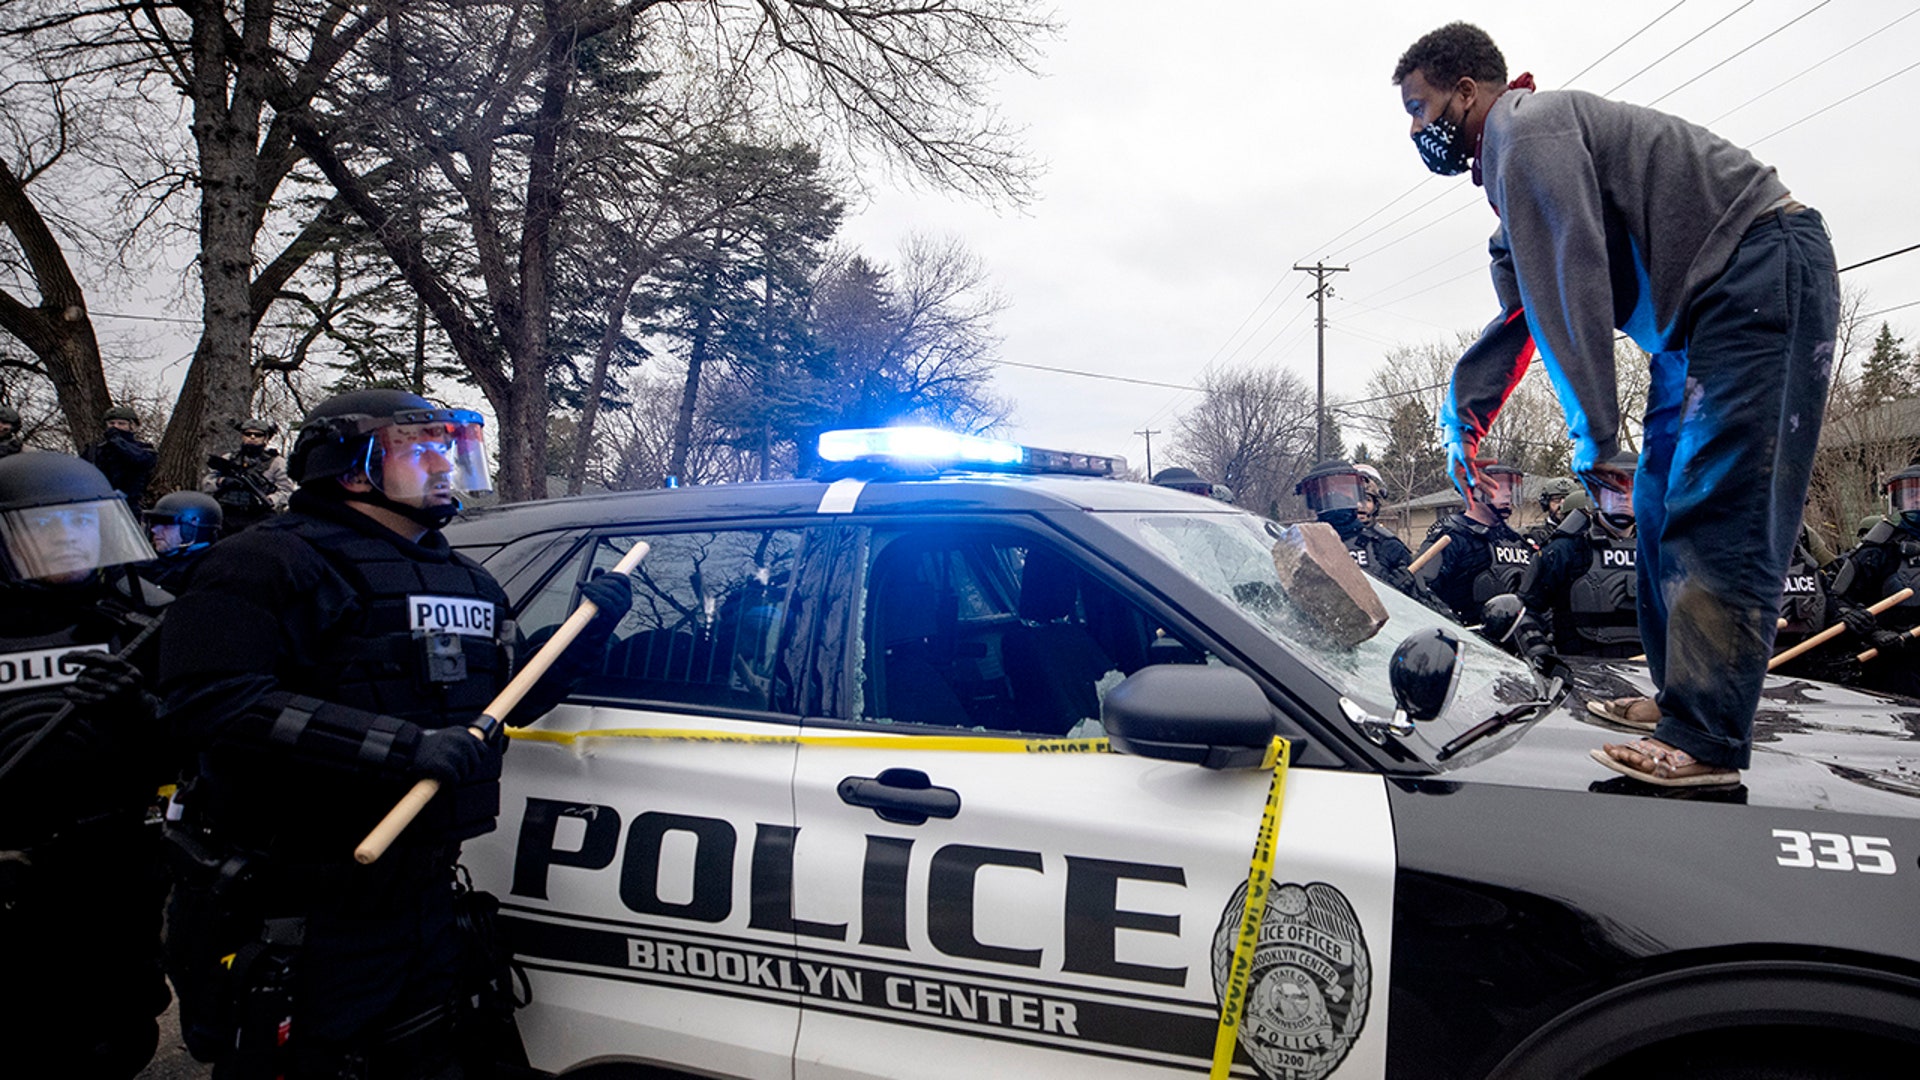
[668, 289, 716, 484]
[0, 157, 111, 447]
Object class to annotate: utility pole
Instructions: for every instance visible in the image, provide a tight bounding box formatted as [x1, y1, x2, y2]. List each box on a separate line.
[1134, 427, 1161, 478]
[1292, 260, 1349, 462]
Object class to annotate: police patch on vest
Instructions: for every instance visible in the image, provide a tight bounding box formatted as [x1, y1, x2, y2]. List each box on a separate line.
[1494, 544, 1533, 566]
[1348, 549, 1370, 567]
[1600, 548, 1636, 568]
[0, 643, 109, 692]
[1210, 880, 1370, 1080]
[1783, 574, 1818, 594]
[408, 595, 496, 636]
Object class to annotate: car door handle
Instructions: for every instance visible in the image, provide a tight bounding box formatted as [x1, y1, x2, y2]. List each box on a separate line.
[837, 768, 961, 826]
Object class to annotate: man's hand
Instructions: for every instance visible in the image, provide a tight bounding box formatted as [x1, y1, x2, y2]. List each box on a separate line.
[63, 652, 155, 714]
[1580, 460, 1634, 500]
[1865, 628, 1911, 659]
[413, 725, 491, 784]
[578, 569, 634, 641]
[1443, 429, 1489, 499]
[1840, 604, 1883, 641]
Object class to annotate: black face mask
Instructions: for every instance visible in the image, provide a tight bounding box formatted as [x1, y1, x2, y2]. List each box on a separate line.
[1319, 507, 1361, 536]
[1413, 99, 1471, 176]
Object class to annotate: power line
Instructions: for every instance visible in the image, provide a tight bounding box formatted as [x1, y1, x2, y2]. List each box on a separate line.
[1645, 0, 1833, 108]
[1603, 0, 1757, 96]
[1707, 6, 1920, 125]
[990, 358, 1197, 392]
[1564, 0, 1692, 84]
[1752, 56, 1920, 145]
[1861, 299, 1920, 320]
[1839, 243, 1920, 275]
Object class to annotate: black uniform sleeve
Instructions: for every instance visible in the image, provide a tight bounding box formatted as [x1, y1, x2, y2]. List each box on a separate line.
[157, 530, 432, 778]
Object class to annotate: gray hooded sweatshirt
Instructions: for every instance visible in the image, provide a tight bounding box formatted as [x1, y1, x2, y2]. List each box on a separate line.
[1445, 87, 1789, 470]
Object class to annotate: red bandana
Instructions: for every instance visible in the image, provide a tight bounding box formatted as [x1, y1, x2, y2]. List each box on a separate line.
[1472, 72, 1536, 188]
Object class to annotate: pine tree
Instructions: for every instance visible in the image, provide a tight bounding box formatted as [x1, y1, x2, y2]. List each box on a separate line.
[1859, 323, 1910, 405]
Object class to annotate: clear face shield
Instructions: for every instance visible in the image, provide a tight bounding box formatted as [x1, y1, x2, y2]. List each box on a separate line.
[1594, 479, 1636, 532]
[1890, 475, 1920, 523]
[1474, 471, 1519, 520]
[0, 497, 154, 583]
[365, 410, 491, 511]
[1302, 472, 1365, 515]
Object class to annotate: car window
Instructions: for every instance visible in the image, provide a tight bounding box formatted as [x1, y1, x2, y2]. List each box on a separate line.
[849, 527, 1212, 737]
[517, 529, 807, 715]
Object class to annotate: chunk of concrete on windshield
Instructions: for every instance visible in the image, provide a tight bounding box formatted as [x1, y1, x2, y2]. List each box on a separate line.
[1270, 522, 1388, 648]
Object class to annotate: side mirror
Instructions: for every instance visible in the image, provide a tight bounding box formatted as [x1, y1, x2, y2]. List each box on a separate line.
[1390, 628, 1462, 723]
[1103, 665, 1274, 770]
[1476, 593, 1525, 645]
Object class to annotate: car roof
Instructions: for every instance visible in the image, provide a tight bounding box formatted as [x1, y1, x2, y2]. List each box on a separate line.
[445, 472, 1238, 543]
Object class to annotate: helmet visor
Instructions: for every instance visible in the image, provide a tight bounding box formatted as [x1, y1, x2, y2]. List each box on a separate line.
[1595, 480, 1634, 518]
[1479, 470, 1519, 510]
[0, 497, 154, 582]
[1302, 473, 1364, 513]
[368, 412, 491, 508]
[1891, 475, 1920, 516]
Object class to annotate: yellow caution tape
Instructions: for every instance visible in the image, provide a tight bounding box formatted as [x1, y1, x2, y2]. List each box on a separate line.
[1211, 736, 1290, 1080]
[505, 721, 1290, 1073]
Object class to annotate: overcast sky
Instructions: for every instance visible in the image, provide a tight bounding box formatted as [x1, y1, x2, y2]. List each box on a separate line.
[835, 0, 1920, 470]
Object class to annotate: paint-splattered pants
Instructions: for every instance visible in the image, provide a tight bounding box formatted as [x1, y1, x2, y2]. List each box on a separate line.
[1636, 208, 1838, 769]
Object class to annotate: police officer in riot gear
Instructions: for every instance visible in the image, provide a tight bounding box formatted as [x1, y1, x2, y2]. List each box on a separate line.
[1520, 459, 1642, 659]
[1415, 462, 1534, 624]
[202, 416, 295, 531]
[1353, 462, 1386, 525]
[1526, 477, 1575, 550]
[0, 403, 22, 458]
[1153, 466, 1233, 502]
[144, 490, 224, 592]
[1827, 462, 1920, 698]
[1297, 460, 1442, 608]
[80, 405, 158, 506]
[158, 389, 634, 1078]
[0, 452, 174, 1079]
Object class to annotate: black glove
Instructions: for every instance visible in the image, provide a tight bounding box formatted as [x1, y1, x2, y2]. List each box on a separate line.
[63, 651, 156, 715]
[1866, 628, 1911, 658]
[413, 725, 490, 784]
[1840, 604, 1882, 641]
[578, 569, 634, 641]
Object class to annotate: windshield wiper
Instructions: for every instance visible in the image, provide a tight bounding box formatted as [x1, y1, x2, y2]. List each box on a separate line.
[1434, 670, 1569, 762]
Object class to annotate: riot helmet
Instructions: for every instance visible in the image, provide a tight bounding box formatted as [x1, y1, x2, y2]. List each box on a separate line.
[1858, 514, 1887, 539]
[1474, 464, 1523, 522]
[1889, 462, 1920, 530]
[0, 453, 154, 583]
[1295, 460, 1366, 527]
[1586, 454, 1637, 535]
[1354, 463, 1385, 523]
[235, 416, 279, 438]
[102, 404, 140, 431]
[146, 490, 223, 555]
[289, 388, 491, 526]
[1152, 467, 1215, 497]
[1537, 477, 1574, 520]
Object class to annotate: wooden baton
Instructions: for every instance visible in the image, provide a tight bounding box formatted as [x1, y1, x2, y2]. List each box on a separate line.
[1767, 587, 1913, 671]
[1407, 534, 1452, 576]
[354, 540, 651, 865]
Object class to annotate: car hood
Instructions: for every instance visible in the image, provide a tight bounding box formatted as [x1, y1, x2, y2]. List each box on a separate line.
[1417, 659, 1920, 815]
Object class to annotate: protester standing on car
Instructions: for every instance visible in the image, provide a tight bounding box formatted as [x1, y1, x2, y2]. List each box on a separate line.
[1393, 23, 1839, 785]
[80, 404, 158, 506]
[0, 452, 175, 1079]
[1414, 462, 1533, 624]
[158, 389, 633, 1078]
[202, 416, 295, 531]
[1826, 462, 1920, 699]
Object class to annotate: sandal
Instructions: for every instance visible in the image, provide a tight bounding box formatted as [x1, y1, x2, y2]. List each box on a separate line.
[1585, 696, 1660, 731]
[1589, 738, 1741, 788]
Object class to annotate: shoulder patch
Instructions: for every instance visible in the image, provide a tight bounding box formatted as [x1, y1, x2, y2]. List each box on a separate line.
[1211, 880, 1371, 1080]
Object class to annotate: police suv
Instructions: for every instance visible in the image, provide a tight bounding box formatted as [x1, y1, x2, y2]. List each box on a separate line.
[446, 429, 1920, 1080]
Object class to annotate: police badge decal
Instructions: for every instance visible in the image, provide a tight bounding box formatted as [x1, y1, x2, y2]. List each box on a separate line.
[1211, 881, 1371, 1080]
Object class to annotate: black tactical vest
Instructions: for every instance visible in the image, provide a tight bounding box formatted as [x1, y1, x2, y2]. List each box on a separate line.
[1476, 530, 1536, 608]
[1777, 549, 1826, 637]
[1567, 532, 1640, 648]
[1885, 537, 1920, 631]
[0, 578, 165, 847]
[258, 514, 514, 842]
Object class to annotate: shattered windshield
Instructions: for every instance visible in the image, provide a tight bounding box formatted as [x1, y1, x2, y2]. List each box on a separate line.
[1110, 510, 1540, 761]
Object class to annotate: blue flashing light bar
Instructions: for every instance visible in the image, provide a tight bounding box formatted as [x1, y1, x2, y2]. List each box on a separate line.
[816, 427, 1125, 477]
